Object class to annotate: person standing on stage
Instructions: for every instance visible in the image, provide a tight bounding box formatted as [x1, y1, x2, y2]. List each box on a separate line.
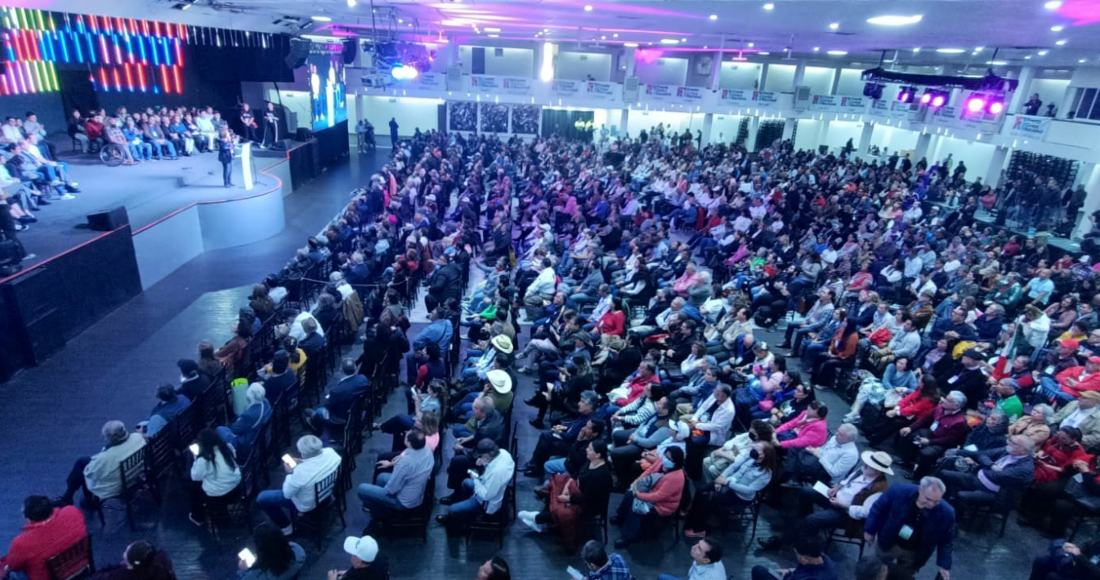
[240, 103, 259, 144]
[217, 127, 237, 188]
[262, 103, 279, 149]
[388, 117, 399, 148]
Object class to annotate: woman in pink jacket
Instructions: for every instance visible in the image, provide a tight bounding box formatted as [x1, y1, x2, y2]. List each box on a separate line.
[775, 400, 829, 449]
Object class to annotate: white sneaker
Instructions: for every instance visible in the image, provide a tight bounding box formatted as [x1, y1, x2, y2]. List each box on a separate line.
[518, 510, 544, 533]
[60, 194, 76, 200]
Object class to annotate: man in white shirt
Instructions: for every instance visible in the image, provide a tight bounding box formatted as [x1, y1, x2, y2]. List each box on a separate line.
[289, 309, 325, 341]
[757, 451, 892, 551]
[256, 435, 342, 534]
[801, 424, 860, 485]
[1, 117, 23, 143]
[436, 438, 514, 530]
[523, 258, 558, 319]
[661, 538, 726, 580]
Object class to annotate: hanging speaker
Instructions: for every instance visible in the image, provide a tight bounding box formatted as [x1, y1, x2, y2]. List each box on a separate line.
[285, 38, 310, 69]
[342, 39, 357, 65]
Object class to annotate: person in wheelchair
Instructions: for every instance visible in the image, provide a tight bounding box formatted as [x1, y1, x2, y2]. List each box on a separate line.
[103, 118, 137, 166]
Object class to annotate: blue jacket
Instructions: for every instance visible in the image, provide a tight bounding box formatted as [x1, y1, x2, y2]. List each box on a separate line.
[413, 319, 453, 351]
[864, 484, 956, 570]
[325, 374, 370, 422]
[230, 400, 273, 457]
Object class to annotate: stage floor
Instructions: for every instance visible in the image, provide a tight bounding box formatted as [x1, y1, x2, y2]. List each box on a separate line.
[17, 149, 283, 269]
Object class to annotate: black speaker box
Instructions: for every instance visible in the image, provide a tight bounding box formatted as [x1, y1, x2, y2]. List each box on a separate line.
[296, 127, 314, 141]
[86, 206, 129, 231]
[2, 267, 66, 366]
[342, 39, 357, 65]
[285, 38, 310, 69]
[23, 308, 65, 365]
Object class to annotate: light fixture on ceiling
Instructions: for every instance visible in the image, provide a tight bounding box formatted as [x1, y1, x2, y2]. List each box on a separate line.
[1044, 0, 1062, 9]
[747, 42, 755, 47]
[484, 27, 500, 32]
[1038, 49, 1049, 55]
[974, 46, 984, 52]
[681, 37, 687, 41]
[660, 38, 680, 45]
[758, 51, 770, 55]
[965, 94, 987, 113]
[310, 15, 332, 21]
[1025, 55, 1032, 59]
[346, 0, 355, 6]
[624, 42, 638, 47]
[913, 47, 921, 53]
[1055, 39, 1067, 45]
[866, 14, 923, 26]
[935, 48, 966, 54]
[584, 4, 593, 11]
[763, 3, 774, 10]
[601, 35, 606, 40]
[1050, 25, 1064, 31]
[487, 34, 499, 37]
[397, 18, 404, 23]
[613, 33, 618, 38]
[986, 60, 1008, 65]
[709, 14, 718, 20]
[828, 22, 839, 30]
[826, 50, 847, 55]
[1080, 58, 1087, 63]
[813, 46, 820, 52]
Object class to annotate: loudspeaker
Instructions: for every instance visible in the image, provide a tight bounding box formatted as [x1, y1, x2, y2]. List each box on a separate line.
[86, 206, 129, 231]
[296, 127, 314, 141]
[1, 267, 66, 366]
[792, 85, 812, 111]
[285, 38, 310, 69]
[342, 39, 357, 65]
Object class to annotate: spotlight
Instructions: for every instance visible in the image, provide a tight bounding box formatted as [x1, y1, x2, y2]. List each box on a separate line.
[862, 82, 884, 100]
[391, 64, 419, 80]
[897, 86, 915, 103]
[988, 99, 1005, 115]
[966, 95, 986, 113]
[919, 92, 932, 105]
[931, 95, 946, 107]
[918, 89, 948, 108]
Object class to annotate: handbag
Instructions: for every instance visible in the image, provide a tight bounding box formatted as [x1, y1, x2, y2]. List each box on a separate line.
[631, 472, 664, 514]
[868, 327, 892, 346]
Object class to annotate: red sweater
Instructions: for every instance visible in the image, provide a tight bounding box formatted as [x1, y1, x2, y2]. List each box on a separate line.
[597, 310, 626, 337]
[1034, 440, 1094, 484]
[634, 469, 686, 516]
[896, 391, 937, 421]
[1, 507, 87, 580]
[775, 412, 829, 449]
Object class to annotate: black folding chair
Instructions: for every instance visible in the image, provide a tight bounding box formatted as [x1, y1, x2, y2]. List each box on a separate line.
[291, 468, 346, 549]
[46, 536, 95, 580]
[87, 446, 155, 530]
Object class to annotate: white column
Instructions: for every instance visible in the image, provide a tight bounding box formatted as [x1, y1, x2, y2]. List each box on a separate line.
[747, 116, 760, 152]
[817, 120, 831, 151]
[792, 61, 806, 88]
[702, 113, 714, 146]
[620, 108, 630, 138]
[1074, 163, 1100, 239]
[857, 121, 874, 154]
[709, 50, 722, 90]
[913, 132, 933, 161]
[984, 146, 1009, 188]
[622, 48, 636, 78]
[1009, 66, 1036, 114]
[831, 68, 843, 95]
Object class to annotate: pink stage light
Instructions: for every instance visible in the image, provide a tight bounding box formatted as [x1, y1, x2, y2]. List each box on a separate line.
[966, 95, 986, 113]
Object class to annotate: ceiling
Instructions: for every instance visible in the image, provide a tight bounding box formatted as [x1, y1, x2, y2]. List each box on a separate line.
[12, 0, 1100, 68]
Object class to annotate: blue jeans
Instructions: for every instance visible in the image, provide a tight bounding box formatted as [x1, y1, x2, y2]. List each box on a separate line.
[615, 490, 655, 542]
[129, 142, 152, 160]
[1038, 376, 1076, 403]
[357, 473, 407, 519]
[446, 479, 484, 524]
[452, 425, 473, 438]
[256, 489, 296, 528]
[542, 457, 568, 485]
[150, 140, 177, 159]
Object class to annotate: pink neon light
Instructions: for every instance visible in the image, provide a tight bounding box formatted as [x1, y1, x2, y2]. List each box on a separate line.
[160, 63, 170, 93]
[113, 67, 122, 91]
[99, 67, 108, 89]
[174, 39, 183, 65]
[99, 34, 109, 64]
[136, 64, 146, 91]
[124, 62, 133, 90]
[0, 76, 9, 96]
[173, 65, 182, 93]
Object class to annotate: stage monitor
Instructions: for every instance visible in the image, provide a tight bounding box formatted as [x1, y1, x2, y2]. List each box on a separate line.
[308, 51, 347, 131]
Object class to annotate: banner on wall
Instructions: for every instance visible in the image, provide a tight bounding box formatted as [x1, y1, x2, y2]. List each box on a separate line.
[717, 89, 779, 109]
[411, 72, 446, 90]
[808, 94, 869, 114]
[928, 105, 987, 131]
[470, 75, 533, 95]
[1004, 114, 1052, 139]
[551, 79, 583, 97]
[644, 84, 706, 104]
[586, 81, 618, 101]
[868, 100, 918, 121]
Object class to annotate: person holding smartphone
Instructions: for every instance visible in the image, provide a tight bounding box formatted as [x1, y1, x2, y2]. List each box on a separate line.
[237, 523, 305, 580]
[188, 428, 242, 527]
[328, 535, 388, 580]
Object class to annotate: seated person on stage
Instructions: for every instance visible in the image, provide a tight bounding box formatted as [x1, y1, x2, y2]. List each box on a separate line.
[436, 438, 515, 531]
[781, 423, 860, 485]
[758, 451, 892, 551]
[0, 496, 87, 580]
[218, 383, 272, 460]
[938, 434, 1035, 511]
[255, 435, 342, 535]
[57, 420, 147, 507]
[356, 429, 434, 525]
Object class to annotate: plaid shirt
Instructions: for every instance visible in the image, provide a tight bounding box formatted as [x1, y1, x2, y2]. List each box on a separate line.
[588, 553, 632, 580]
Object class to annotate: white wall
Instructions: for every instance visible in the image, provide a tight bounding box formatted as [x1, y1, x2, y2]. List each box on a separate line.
[931, 135, 997, 179]
[869, 125, 919, 154]
[794, 119, 822, 151]
[803, 66, 834, 94]
[459, 46, 535, 76]
[719, 63, 762, 89]
[710, 114, 745, 143]
[823, 121, 865, 151]
[627, 109, 693, 134]
[836, 69, 864, 97]
[270, 89, 310, 132]
[557, 52, 613, 81]
[635, 57, 688, 86]
[764, 64, 796, 93]
[354, 95, 441, 135]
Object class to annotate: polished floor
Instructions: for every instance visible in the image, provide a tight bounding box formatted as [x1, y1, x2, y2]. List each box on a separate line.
[0, 150, 1051, 579]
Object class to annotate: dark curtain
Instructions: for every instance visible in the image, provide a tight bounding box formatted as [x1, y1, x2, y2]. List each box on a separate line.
[541, 109, 594, 141]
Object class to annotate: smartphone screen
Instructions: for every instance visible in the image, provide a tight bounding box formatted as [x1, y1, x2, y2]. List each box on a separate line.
[282, 454, 298, 469]
[238, 549, 256, 567]
[189, 443, 200, 456]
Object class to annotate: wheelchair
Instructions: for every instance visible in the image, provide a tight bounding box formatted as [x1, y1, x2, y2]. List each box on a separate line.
[99, 143, 127, 167]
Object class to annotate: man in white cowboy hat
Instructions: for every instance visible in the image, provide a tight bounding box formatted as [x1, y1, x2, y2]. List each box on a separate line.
[757, 451, 893, 551]
[483, 368, 515, 419]
[460, 333, 513, 385]
[330, 535, 388, 580]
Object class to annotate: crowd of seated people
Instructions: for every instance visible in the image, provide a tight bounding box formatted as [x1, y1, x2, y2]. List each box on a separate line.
[0, 111, 81, 244]
[7, 119, 1100, 580]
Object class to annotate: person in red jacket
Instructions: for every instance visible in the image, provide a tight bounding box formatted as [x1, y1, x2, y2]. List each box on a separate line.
[1018, 426, 1094, 533]
[1044, 356, 1100, 402]
[897, 390, 972, 479]
[1, 496, 87, 580]
[596, 298, 626, 338]
[611, 446, 686, 547]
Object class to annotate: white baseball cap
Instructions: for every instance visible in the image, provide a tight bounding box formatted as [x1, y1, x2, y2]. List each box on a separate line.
[343, 535, 378, 563]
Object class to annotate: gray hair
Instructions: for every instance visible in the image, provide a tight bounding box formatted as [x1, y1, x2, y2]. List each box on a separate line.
[945, 390, 968, 408]
[329, 271, 345, 282]
[246, 383, 267, 405]
[919, 476, 947, 493]
[475, 396, 496, 413]
[988, 304, 1005, 317]
[837, 423, 859, 439]
[1033, 403, 1055, 423]
[579, 390, 600, 409]
[342, 358, 358, 376]
[296, 435, 324, 457]
[102, 420, 128, 445]
[581, 540, 609, 567]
